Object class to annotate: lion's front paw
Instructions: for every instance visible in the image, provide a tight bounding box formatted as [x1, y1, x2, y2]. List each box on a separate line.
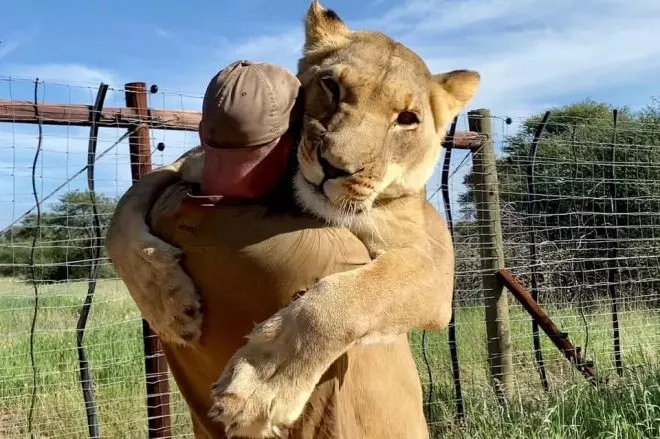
[140, 237, 203, 345]
[208, 314, 319, 438]
[158, 261, 203, 345]
[209, 359, 310, 438]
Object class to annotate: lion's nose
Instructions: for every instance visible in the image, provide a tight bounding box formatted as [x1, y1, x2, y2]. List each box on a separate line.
[318, 150, 351, 180]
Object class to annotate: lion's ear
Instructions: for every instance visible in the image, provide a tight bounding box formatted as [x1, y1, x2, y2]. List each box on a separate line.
[433, 70, 481, 115]
[304, 0, 349, 54]
[430, 70, 481, 132]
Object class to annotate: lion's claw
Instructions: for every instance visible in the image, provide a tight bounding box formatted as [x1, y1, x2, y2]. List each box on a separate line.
[208, 312, 318, 438]
[140, 237, 203, 345]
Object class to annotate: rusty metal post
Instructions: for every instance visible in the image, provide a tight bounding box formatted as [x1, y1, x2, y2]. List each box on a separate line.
[497, 269, 599, 385]
[125, 81, 172, 438]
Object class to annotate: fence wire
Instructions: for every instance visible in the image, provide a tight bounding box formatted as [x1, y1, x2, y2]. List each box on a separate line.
[0, 77, 197, 438]
[422, 106, 660, 434]
[1, 76, 659, 438]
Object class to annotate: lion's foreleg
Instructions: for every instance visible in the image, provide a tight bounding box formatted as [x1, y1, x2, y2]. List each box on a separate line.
[292, 246, 454, 356]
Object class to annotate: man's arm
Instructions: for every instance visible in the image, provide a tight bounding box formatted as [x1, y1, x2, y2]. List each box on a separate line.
[105, 147, 205, 345]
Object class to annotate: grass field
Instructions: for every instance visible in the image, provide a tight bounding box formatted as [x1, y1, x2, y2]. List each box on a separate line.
[1, 277, 659, 438]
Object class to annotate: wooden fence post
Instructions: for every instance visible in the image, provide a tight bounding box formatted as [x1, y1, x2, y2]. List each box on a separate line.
[125, 82, 172, 438]
[468, 108, 514, 402]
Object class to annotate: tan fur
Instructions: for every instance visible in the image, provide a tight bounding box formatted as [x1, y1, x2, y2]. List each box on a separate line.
[105, 1, 479, 437]
[207, 3, 479, 436]
[105, 147, 206, 345]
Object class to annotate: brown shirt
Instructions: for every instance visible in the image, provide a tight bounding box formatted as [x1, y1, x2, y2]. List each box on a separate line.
[149, 183, 428, 439]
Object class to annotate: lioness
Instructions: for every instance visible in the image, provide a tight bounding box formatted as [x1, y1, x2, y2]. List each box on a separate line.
[106, 1, 479, 437]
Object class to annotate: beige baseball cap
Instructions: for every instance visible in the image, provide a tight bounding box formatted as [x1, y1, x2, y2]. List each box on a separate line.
[199, 60, 301, 148]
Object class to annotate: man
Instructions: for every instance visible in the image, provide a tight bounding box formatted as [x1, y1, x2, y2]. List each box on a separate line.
[107, 61, 427, 438]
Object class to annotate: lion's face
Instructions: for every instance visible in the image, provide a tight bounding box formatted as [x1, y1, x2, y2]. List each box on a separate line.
[293, 1, 480, 225]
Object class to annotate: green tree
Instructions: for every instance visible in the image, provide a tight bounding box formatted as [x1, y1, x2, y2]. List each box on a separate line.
[0, 190, 117, 282]
[456, 99, 660, 304]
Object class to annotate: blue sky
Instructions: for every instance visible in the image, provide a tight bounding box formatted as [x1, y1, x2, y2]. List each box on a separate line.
[1, 0, 660, 229]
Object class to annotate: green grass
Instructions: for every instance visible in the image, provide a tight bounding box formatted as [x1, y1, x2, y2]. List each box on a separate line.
[410, 305, 660, 439]
[0, 278, 193, 438]
[1, 277, 659, 438]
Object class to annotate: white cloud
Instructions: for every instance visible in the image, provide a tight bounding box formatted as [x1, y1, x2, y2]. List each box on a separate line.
[0, 40, 21, 62]
[4, 63, 120, 88]
[3, 0, 659, 223]
[173, 0, 658, 216]
[353, 0, 521, 34]
[225, 30, 304, 64]
[411, 0, 660, 116]
[153, 26, 172, 40]
[0, 27, 39, 62]
[202, 0, 660, 119]
[0, 62, 125, 113]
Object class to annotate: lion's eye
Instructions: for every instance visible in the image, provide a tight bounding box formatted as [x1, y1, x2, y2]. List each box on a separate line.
[397, 111, 419, 126]
[320, 76, 341, 105]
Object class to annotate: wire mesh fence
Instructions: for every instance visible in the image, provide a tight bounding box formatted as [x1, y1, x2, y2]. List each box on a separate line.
[422, 105, 660, 434]
[1, 76, 659, 438]
[0, 77, 199, 438]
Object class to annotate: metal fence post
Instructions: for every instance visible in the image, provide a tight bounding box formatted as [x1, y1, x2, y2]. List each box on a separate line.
[468, 108, 514, 402]
[124, 81, 172, 438]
